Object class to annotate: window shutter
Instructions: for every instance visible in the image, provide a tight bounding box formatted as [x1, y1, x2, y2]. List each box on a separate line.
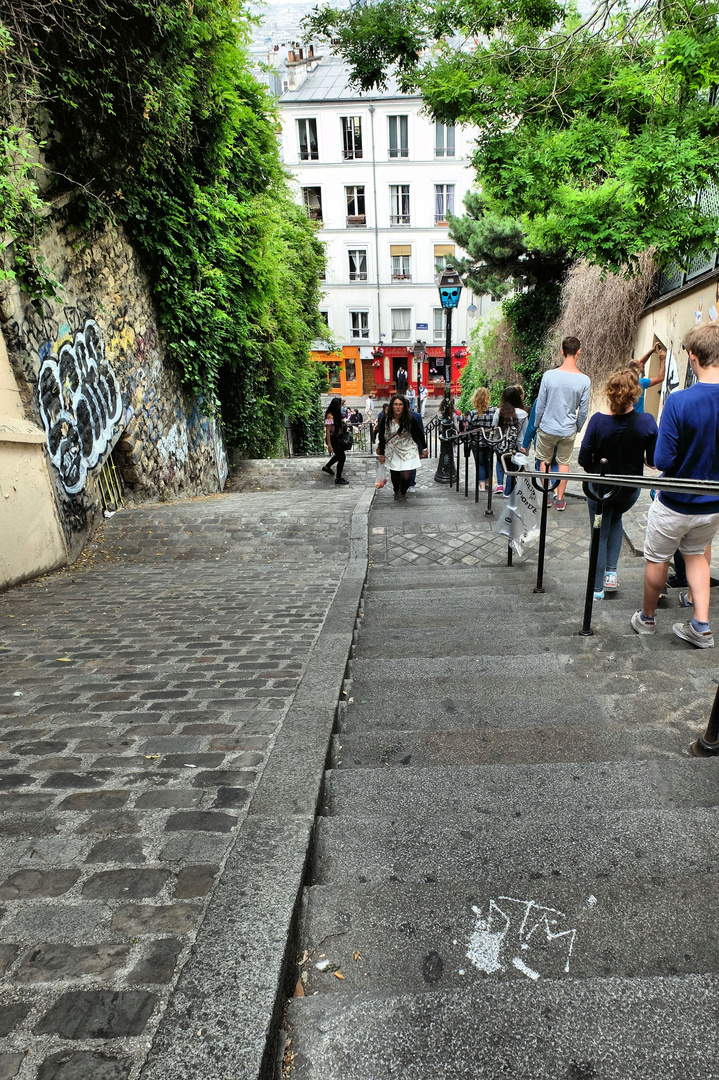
[434, 244, 455, 257]
[390, 245, 412, 256]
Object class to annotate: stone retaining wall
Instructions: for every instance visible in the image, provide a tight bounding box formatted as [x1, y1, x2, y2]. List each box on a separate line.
[1, 213, 227, 560]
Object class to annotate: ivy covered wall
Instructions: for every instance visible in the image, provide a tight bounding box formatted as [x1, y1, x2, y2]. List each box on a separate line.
[1, 0, 327, 462]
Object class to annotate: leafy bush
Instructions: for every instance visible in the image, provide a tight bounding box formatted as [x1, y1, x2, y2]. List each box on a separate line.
[1, 0, 326, 455]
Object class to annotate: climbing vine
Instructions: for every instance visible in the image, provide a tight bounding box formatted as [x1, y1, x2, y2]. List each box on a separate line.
[0, 0, 327, 455]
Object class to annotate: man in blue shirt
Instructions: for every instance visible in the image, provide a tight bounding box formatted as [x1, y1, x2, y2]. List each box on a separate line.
[629, 341, 666, 413]
[631, 323, 719, 648]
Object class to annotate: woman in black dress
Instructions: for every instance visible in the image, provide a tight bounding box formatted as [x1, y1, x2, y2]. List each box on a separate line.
[322, 397, 350, 485]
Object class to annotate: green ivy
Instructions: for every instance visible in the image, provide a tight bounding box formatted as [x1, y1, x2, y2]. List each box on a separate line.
[2, 0, 326, 454]
[502, 283, 562, 403]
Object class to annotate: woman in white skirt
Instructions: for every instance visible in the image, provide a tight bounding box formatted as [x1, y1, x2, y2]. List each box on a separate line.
[377, 394, 427, 502]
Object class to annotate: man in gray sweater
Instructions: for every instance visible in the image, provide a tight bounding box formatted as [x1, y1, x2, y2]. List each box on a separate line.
[534, 336, 591, 510]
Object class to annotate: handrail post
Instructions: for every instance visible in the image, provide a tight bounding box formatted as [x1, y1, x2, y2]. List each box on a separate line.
[464, 441, 469, 497]
[474, 437, 480, 503]
[506, 470, 516, 566]
[532, 469, 561, 594]
[579, 458, 609, 637]
[690, 684, 719, 756]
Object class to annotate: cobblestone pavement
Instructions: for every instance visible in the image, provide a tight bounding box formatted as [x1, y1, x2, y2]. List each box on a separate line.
[370, 465, 591, 569]
[0, 481, 361, 1080]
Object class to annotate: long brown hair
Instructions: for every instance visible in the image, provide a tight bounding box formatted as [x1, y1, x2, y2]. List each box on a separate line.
[498, 384, 524, 432]
[386, 393, 411, 435]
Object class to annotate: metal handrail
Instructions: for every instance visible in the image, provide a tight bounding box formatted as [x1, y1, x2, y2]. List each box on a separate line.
[434, 449, 719, 757]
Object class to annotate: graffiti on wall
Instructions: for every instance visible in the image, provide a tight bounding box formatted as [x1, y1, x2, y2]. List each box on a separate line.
[38, 319, 122, 495]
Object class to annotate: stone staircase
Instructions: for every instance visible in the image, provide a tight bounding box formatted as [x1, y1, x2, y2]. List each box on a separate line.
[283, 477, 719, 1079]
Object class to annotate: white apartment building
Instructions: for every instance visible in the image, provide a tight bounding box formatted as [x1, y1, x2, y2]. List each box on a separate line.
[279, 58, 495, 398]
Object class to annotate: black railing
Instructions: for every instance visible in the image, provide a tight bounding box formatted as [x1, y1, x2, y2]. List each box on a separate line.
[434, 451, 719, 756]
[424, 415, 443, 459]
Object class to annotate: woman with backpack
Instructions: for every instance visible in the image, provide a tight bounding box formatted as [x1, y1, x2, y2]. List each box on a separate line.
[322, 396, 350, 486]
[492, 385, 529, 496]
[377, 394, 427, 502]
[465, 387, 497, 492]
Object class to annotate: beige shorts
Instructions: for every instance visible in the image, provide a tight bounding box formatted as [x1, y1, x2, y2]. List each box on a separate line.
[643, 497, 719, 563]
[535, 429, 577, 466]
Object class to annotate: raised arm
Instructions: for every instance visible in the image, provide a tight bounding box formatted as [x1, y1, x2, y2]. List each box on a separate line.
[646, 348, 667, 389]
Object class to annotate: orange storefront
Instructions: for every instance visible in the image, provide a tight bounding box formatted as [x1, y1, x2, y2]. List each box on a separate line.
[311, 347, 363, 397]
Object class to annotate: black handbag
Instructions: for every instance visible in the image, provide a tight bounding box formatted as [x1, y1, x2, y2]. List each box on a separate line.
[337, 428, 354, 451]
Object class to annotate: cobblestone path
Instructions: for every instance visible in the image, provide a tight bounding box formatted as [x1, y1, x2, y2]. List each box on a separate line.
[0, 482, 361, 1080]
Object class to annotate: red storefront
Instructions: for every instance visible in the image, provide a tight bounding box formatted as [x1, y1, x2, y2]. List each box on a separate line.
[370, 344, 468, 396]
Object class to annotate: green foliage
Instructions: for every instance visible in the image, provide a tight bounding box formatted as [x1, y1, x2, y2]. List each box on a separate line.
[457, 310, 506, 411]
[2, 0, 326, 454]
[447, 192, 568, 296]
[502, 284, 562, 402]
[309, 0, 719, 273]
[458, 282, 561, 409]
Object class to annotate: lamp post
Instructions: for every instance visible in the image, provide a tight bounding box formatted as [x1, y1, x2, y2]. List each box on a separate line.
[434, 267, 462, 484]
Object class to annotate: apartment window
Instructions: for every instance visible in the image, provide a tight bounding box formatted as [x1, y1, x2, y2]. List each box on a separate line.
[297, 118, 318, 161]
[390, 244, 411, 280]
[433, 307, 448, 342]
[350, 311, 370, 339]
[302, 187, 322, 221]
[434, 243, 455, 275]
[346, 185, 366, 226]
[388, 115, 408, 158]
[435, 184, 455, 224]
[319, 310, 330, 326]
[435, 122, 456, 157]
[348, 249, 368, 281]
[341, 116, 363, 160]
[390, 185, 410, 225]
[391, 308, 411, 342]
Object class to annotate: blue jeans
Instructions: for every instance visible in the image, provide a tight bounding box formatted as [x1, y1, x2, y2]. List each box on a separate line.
[471, 446, 491, 484]
[586, 486, 640, 591]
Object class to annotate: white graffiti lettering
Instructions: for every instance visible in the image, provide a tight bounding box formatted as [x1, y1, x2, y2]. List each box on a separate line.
[37, 320, 123, 495]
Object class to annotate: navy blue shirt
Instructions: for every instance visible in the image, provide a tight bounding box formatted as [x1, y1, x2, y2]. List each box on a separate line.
[578, 410, 657, 477]
[656, 382, 719, 514]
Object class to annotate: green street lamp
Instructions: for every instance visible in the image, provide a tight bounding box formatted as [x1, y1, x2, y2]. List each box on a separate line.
[434, 267, 462, 484]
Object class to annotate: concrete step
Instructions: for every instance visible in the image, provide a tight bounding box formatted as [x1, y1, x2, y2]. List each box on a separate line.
[299, 873, 719, 994]
[286, 975, 719, 1079]
[343, 658, 696, 705]
[322, 759, 719, 821]
[332, 717, 698, 768]
[312, 805, 719, 887]
[351, 608, 693, 657]
[338, 689, 707, 734]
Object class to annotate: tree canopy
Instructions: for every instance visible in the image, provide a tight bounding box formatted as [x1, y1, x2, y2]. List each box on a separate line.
[307, 0, 719, 274]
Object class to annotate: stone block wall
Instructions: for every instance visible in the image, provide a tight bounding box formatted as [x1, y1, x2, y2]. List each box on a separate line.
[0, 212, 228, 560]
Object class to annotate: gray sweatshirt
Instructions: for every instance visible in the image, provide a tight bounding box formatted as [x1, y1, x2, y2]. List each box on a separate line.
[535, 369, 591, 437]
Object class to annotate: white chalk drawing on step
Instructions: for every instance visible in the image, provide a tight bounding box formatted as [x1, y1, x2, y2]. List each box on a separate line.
[467, 897, 578, 981]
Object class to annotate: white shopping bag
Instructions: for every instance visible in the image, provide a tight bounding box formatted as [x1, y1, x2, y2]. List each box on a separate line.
[493, 473, 540, 557]
[375, 462, 388, 489]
